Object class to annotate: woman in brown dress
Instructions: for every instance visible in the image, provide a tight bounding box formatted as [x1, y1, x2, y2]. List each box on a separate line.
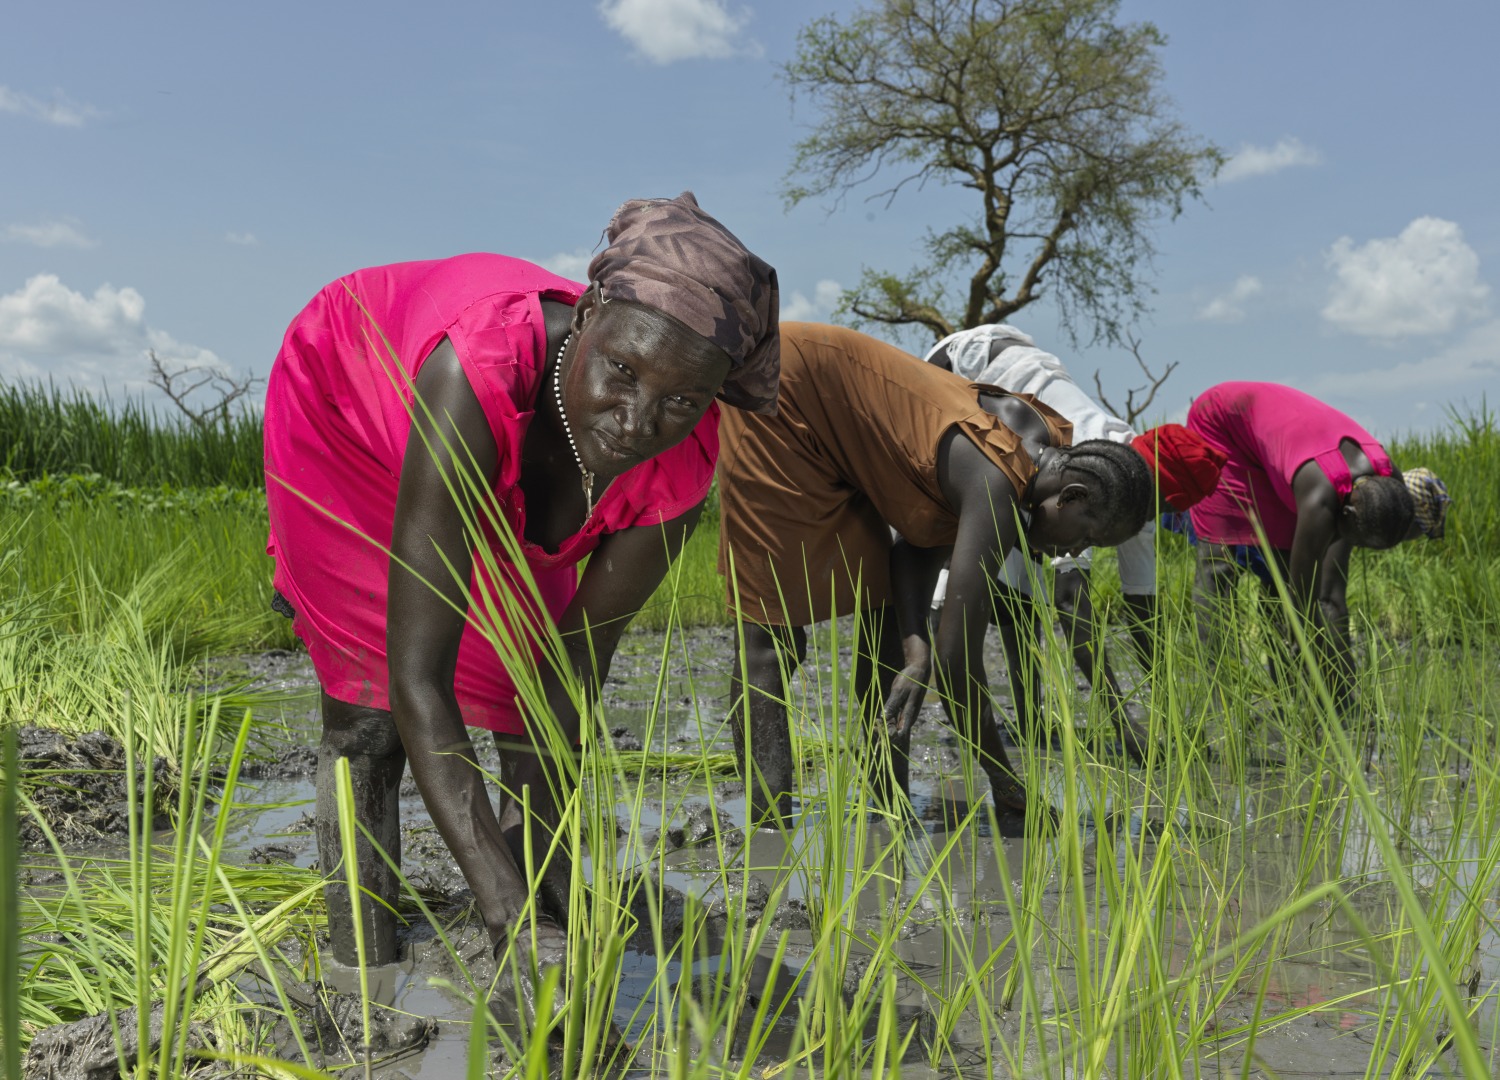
[717, 323, 1155, 831]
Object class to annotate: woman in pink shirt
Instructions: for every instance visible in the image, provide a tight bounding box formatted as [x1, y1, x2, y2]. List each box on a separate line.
[263, 194, 778, 1031]
[1185, 381, 1438, 706]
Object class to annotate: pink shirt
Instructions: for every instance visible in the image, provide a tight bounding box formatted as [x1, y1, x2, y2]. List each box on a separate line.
[264, 254, 718, 732]
[1186, 381, 1391, 549]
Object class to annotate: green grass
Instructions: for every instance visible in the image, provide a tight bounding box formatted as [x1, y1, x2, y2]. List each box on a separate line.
[3, 398, 1499, 1077]
[4, 404, 1492, 644]
[0, 382, 262, 488]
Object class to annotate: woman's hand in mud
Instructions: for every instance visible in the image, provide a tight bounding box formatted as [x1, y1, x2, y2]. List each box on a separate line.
[489, 916, 631, 1073]
[987, 773, 1059, 838]
[489, 916, 568, 1035]
[885, 633, 932, 743]
[884, 659, 931, 744]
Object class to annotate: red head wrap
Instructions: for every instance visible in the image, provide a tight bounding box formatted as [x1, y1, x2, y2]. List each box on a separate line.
[1132, 424, 1227, 512]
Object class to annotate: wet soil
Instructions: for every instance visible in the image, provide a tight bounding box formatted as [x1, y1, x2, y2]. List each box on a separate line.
[15, 626, 1500, 1077]
[14, 726, 178, 853]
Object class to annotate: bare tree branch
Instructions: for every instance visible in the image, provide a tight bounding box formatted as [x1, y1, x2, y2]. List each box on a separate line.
[146, 350, 263, 429]
[1091, 333, 1178, 427]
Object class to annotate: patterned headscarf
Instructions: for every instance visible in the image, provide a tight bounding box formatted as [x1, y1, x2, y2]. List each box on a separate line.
[589, 192, 780, 414]
[1402, 466, 1450, 540]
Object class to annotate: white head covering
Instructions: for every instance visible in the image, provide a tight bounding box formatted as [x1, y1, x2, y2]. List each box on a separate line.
[923, 324, 1037, 380]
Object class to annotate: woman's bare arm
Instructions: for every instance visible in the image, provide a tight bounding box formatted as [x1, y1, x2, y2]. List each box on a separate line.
[935, 430, 1030, 811]
[386, 338, 533, 937]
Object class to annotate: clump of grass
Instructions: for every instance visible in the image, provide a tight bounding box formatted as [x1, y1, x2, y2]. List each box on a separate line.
[11, 700, 331, 1076]
[0, 382, 263, 489]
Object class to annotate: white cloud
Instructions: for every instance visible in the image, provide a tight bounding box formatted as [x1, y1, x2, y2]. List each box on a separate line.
[225, 231, 259, 247]
[1197, 275, 1262, 323]
[781, 279, 843, 322]
[599, 0, 759, 64]
[0, 85, 97, 127]
[0, 274, 222, 390]
[1322, 216, 1490, 339]
[1304, 318, 1500, 401]
[537, 249, 593, 281]
[2, 220, 95, 249]
[1219, 137, 1321, 183]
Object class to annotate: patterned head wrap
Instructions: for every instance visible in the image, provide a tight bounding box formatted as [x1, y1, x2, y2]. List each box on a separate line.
[588, 192, 780, 414]
[1132, 423, 1228, 512]
[1402, 466, 1450, 540]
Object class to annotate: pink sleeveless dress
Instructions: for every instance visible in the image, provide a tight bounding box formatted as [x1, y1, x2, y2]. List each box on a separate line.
[1186, 381, 1391, 550]
[263, 254, 718, 733]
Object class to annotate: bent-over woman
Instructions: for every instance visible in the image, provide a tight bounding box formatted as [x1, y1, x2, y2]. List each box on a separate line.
[717, 323, 1154, 831]
[263, 194, 778, 1025]
[1186, 381, 1448, 707]
[925, 324, 1225, 759]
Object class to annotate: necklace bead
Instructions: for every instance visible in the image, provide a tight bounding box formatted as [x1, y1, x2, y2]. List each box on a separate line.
[552, 332, 596, 517]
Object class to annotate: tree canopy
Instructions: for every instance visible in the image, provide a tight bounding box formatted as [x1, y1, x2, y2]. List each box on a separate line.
[782, 0, 1223, 345]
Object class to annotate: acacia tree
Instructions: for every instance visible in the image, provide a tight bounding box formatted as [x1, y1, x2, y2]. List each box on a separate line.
[783, 0, 1222, 346]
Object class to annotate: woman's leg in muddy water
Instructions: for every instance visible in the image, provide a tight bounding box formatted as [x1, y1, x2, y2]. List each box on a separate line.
[731, 620, 806, 825]
[1192, 545, 1242, 670]
[317, 693, 406, 966]
[994, 590, 1043, 739]
[851, 605, 911, 805]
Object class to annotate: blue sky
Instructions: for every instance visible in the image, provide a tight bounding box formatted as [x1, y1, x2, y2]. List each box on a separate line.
[2, 0, 1495, 438]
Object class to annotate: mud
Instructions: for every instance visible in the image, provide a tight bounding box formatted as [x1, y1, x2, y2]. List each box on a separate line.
[14, 726, 178, 852]
[15, 624, 1500, 1077]
[22, 1000, 218, 1080]
[268, 984, 437, 1066]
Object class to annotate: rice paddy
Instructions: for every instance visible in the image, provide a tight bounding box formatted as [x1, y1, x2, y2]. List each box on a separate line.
[2, 385, 1498, 1078]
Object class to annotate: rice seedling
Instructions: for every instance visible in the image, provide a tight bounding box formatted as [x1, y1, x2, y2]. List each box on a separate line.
[0, 478, 294, 656]
[10, 697, 335, 1077]
[3, 372, 1499, 1078]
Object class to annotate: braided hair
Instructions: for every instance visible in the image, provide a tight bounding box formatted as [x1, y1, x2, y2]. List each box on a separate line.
[1348, 474, 1415, 548]
[1056, 439, 1155, 540]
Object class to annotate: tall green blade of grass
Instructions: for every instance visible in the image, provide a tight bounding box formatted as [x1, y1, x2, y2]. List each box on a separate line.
[2, 726, 19, 1080]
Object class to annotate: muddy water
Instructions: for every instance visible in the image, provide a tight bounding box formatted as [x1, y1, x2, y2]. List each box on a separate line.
[155, 635, 1500, 1075]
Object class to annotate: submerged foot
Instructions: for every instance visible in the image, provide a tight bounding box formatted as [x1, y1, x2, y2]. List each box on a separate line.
[987, 771, 1060, 837]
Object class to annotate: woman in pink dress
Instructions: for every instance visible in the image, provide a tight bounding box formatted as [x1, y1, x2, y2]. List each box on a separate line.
[263, 194, 778, 1027]
[1185, 381, 1447, 706]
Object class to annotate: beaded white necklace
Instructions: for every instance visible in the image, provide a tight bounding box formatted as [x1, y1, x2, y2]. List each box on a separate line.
[552, 332, 597, 517]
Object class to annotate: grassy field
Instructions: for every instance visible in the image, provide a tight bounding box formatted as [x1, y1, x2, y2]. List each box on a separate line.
[3, 402, 1493, 641]
[2, 390, 1499, 1077]
[0, 382, 263, 488]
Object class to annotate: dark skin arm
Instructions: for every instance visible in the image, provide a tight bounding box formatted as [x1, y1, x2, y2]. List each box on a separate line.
[387, 340, 701, 941]
[500, 502, 703, 916]
[1053, 568, 1153, 762]
[1051, 568, 1128, 719]
[1316, 539, 1354, 710]
[884, 536, 949, 741]
[933, 427, 1033, 815]
[1286, 460, 1346, 699]
[1120, 593, 1157, 673]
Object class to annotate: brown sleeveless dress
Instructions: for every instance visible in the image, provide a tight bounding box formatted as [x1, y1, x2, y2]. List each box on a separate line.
[717, 322, 1072, 626]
